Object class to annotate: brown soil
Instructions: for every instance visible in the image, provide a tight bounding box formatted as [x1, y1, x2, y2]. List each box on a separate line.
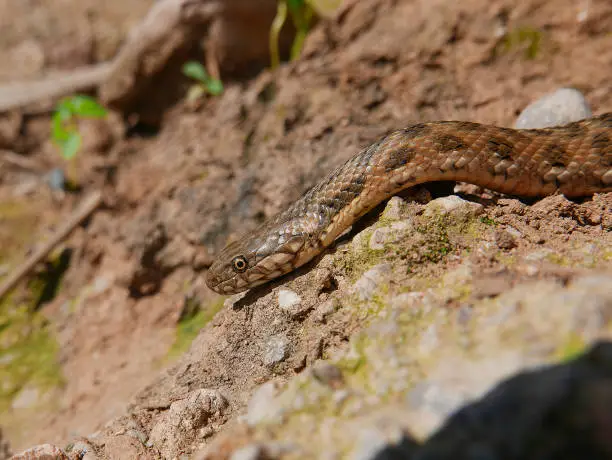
[0, 0, 611, 456]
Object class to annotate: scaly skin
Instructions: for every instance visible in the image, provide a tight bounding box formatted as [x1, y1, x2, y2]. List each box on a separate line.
[206, 113, 612, 294]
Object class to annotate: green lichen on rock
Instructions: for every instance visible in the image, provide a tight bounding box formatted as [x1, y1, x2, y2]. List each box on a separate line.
[331, 228, 384, 282]
[166, 297, 225, 359]
[0, 301, 63, 413]
[0, 198, 66, 414]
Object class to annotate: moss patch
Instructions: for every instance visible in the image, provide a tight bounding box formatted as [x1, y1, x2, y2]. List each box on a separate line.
[166, 297, 225, 359]
[0, 302, 63, 413]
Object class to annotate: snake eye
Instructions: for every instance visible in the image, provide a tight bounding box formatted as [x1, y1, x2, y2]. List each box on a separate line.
[231, 255, 248, 273]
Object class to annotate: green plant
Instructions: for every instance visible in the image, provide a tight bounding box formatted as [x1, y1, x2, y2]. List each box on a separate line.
[51, 95, 107, 183]
[52, 95, 107, 161]
[270, 0, 342, 69]
[182, 61, 224, 100]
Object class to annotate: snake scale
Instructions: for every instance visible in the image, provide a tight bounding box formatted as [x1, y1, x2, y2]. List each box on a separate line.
[206, 113, 612, 294]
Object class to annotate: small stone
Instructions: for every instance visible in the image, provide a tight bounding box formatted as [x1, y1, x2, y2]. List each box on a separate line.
[423, 196, 484, 220]
[11, 443, 68, 460]
[494, 229, 517, 250]
[230, 444, 264, 460]
[514, 88, 591, 129]
[263, 334, 290, 366]
[277, 289, 304, 316]
[149, 389, 228, 459]
[313, 298, 338, 323]
[245, 381, 284, 425]
[69, 441, 96, 459]
[351, 264, 392, 301]
[504, 226, 523, 239]
[369, 227, 391, 250]
[380, 196, 406, 221]
[312, 362, 344, 388]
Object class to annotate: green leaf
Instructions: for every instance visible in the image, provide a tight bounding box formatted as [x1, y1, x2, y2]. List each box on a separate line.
[51, 112, 71, 143]
[69, 95, 107, 118]
[287, 0, 306, 11]
[60, 132, 81, 160]
[56, 102, 73, 121]
[182, 61, 209, 83]
[205, 79, 224, 96]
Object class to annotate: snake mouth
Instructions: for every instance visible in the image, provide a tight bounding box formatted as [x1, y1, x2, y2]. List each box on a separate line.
[206, 272, 269, 295]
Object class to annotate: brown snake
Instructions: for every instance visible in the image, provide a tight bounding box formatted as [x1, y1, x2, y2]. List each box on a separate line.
[206, 113, 612, 294]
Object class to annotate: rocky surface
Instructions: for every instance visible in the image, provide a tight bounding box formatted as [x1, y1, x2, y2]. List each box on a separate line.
[0, 0, 611, 458]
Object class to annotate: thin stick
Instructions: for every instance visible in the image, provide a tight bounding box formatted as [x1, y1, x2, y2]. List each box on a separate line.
[0, 63, 113, 113]
[0, 190, 103, 300]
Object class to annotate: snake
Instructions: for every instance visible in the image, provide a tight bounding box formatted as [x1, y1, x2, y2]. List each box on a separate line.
[206, 113, 612, 294]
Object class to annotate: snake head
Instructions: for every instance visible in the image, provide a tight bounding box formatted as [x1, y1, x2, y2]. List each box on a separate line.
[205, 227, 307, 294]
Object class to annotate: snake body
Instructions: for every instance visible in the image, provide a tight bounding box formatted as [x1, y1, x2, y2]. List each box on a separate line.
[206, 113, 612, 294]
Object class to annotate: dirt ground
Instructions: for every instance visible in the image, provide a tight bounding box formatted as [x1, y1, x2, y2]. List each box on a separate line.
[0, 0, 611, 457]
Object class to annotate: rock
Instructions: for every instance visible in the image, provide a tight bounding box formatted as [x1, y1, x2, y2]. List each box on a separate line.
[311, 362, 344, 388]
[351, 417, 419, 460]
[351, 264, 392, 301]
[423, 196, 483, 221]
[369, 227, 392, 251]
[67, 441, 96, 460]
[350, 428, 391, 460]
[263, 334, 290, 365]
[380, 196, 406, 221]
[102, 434, 150, 460]
[278, 289, 308, 317]
[494, 229, 517, 250]
[245, 381, 284, 425]
[229, 444, 264, 460]
[514, 88, 591, 129]
[413, 341, 612, 459]
[313, 298, 338, 323]
[369, 221, 413, 251]
[10, 443, 68, 459]
[149, 389, 228, 459]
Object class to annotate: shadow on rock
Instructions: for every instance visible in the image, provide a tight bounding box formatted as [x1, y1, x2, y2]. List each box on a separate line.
[375, 340, 612, 460]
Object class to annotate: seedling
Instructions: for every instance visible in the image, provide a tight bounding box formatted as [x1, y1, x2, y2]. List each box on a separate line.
[51, 95, 107, 185]
[270, 0, 342, 69]
[182, 61, 224, 101]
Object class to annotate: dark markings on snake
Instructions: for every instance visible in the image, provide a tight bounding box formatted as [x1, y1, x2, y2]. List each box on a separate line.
[542, 143, 568, 167]
[319, 176, 366, 217]
[402, 123, 431, 139]
[564, 121, 588, 138]
[436, 134, 466, 152]
[591, 132, 610, 150]
[382, 147, 418, 171]
[319, 196, 345, 214]
[599, 113, 612, 128]
[451, 121, 482, 135]
[486, 137, 515, 159]
[360, 138, 386, 166]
